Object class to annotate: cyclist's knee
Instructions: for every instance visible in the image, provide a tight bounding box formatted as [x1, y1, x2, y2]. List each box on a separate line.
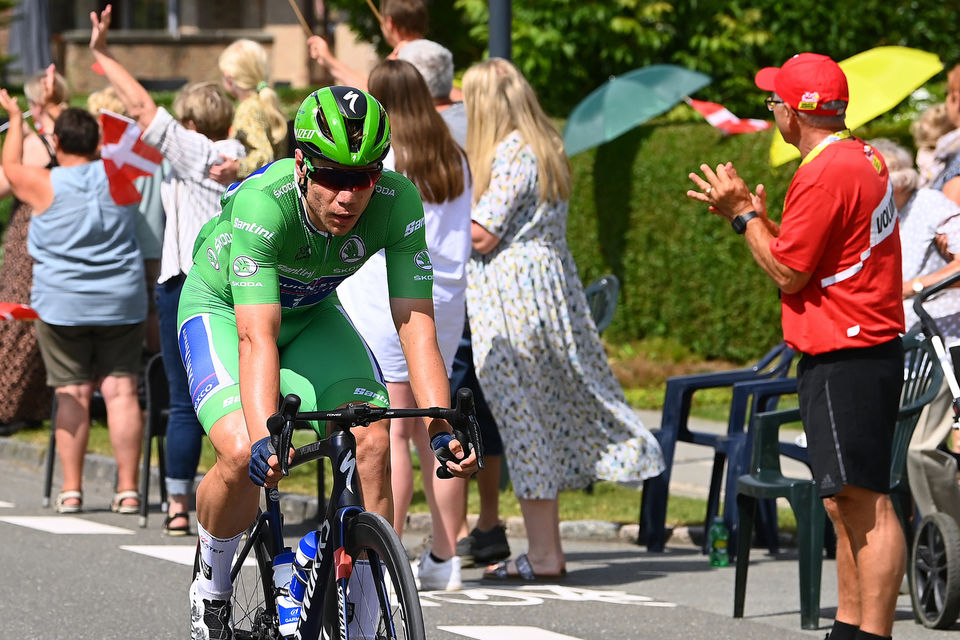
[355, 419, 391, 466]
[210, 417, 253, 482]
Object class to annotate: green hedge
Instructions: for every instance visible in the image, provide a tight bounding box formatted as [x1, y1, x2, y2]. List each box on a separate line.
[566, 115, 913, 362]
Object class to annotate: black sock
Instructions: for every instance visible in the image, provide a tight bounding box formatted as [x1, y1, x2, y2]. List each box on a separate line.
[853, 631, 890, 640]
[429, 552, 447, 564]
[829, 620, 859, 640]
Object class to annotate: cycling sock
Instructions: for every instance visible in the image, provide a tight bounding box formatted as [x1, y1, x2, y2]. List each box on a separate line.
[195, 522, 243, 600]
[829, 620, 859, 640]
[429, 552, 448, 564]
[853, 631, 889, 640]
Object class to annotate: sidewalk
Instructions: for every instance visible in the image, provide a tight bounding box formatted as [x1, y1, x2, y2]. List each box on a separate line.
[0, 407, 812, 548]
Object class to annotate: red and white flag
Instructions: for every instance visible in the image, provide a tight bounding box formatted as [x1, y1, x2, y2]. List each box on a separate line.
[687, 98, 771, 135]
[99, 110, 163, 205]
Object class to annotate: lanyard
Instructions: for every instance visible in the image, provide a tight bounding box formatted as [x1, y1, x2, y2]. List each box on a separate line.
[799, 129, 852, 167]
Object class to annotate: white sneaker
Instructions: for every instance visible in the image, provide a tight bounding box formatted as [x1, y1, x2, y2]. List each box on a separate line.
[189, 578, 233, 640]
[415, 550, 462, 591]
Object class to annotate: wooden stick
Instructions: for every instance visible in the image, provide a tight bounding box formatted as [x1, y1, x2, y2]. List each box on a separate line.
[363, 0, 384, 25]
[287, 0, 313, 37]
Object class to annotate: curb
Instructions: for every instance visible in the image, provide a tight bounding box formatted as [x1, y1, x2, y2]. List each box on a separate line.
[0, 434, 710, 547]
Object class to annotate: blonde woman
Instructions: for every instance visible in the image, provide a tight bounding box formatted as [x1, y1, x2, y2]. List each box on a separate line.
[210, 39, 287, 185]
[462, 58, 664, 580]
[337, 59, 472, 591]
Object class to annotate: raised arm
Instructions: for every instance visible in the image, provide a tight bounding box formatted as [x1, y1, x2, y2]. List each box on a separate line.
[0, 90, 52, 211]
[307, 36, 369, 92]
[89, 5, 158, 129]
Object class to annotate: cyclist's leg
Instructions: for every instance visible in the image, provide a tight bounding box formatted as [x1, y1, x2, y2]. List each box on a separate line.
[279, 302, 391, 519]
[387, 380, 419, 536]
[178, 307, 257, 603]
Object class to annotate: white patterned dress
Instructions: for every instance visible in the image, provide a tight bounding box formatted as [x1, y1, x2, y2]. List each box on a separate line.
[466, 131, 664, 500]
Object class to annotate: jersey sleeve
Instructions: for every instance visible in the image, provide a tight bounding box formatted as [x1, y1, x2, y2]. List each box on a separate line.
[383, 182, 433, 299]
[227, 189, 284, 305]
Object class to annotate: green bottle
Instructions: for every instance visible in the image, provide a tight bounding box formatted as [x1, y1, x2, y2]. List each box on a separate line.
[708, 517, 730, 567]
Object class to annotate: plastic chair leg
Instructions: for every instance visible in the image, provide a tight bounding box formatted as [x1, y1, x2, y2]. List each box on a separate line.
[734, 492, 756, 618]
[755, 498, 780, 554]
[138, 426, 152, 527]
[639, 474, 670, 551]
[703, 451, 726, 553]
[41, 395, 58, 508]
[793, 487, 825, 630]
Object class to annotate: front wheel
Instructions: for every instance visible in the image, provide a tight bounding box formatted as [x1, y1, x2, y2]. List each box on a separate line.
[320, 511, 426, 640]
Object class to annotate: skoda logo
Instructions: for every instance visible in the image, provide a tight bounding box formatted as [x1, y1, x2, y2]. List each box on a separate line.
[233, 255, 259, 277]
[414, 250, 433, 271]
[207, 248, 220, 271]
[339, 237, 366, 264]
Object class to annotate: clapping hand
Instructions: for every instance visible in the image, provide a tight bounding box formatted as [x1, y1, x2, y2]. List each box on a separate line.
[0, 89, 22, 119]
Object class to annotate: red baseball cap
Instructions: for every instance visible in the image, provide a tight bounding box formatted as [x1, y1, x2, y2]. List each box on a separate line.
[755, 53, 848, 117]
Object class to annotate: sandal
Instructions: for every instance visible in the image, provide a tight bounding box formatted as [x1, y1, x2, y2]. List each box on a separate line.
[110, 490, 141, 514]
[163, 512, 191, 536]
[482, 553, 567, 582]
[55, 490, 83, 514]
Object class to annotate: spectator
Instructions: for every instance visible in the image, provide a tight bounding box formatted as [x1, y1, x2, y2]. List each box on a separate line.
[307, 0, 428, 91]
[463, 58, 665, 581]
[0, 65, 63, 434]
[397, 38, 466, 148]
[337, 58, 471, 590]
[931, 64, 960, 204]
[90, 7, 246, 535]
[208, 38, 288, 186]
[86, 86, 165, 353]
[0, 100, 147, 515]
[910, 103, 959, 189]
[396, 36, 509, 566]
[869, 137, 960, 525]
[688, 53, 905, 640]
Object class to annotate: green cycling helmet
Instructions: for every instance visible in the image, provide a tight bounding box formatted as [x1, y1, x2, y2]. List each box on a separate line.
[294, 86, 391, 167]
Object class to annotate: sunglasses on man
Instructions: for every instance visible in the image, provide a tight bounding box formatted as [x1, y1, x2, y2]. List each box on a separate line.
[303, 157, 383, 192]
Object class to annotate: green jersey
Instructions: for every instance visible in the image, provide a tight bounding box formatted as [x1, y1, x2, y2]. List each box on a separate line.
[190, 158, 433, 315]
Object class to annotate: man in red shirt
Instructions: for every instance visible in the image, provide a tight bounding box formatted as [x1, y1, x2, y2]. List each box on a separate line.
[688, 53, 905, 640]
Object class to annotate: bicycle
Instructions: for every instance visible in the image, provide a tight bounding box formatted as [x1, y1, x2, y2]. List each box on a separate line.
[194, 388, 484, 640]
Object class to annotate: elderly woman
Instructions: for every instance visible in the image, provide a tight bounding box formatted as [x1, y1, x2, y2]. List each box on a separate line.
[870, 137, 960, 527]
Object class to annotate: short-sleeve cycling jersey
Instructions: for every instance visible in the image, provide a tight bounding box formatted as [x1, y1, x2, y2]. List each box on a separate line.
[190, 157, 433, 314]
[177, 158, 433, 433]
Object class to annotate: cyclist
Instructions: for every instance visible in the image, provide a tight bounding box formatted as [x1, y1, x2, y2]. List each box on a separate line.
[177, 85, 479, 639]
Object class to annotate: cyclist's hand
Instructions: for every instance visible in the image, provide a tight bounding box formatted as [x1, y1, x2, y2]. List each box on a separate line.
[431, 432, 479, 479]
[249, 436, 284, 487]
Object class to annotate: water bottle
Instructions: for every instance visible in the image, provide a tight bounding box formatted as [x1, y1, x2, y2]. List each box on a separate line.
[707, 517, 730, 567]
[272, 550, 301, 637]
[289, 532, 318, 605]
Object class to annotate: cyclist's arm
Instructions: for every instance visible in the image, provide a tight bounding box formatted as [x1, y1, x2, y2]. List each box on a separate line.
[391, 296, 450, 438]
[236, 302, 281, 444]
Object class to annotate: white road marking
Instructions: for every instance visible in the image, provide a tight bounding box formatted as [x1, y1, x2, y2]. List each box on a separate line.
[0, 500, 14, 508]
[424, 585, 675, 607]
[121, 545, 201, 566]
[0, 516, 134, 535]
[439, 626, 583, 640]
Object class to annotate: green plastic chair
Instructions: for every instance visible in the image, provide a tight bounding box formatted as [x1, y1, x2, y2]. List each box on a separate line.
[584, 274, 620, 334]
[733, 332, 942, 629]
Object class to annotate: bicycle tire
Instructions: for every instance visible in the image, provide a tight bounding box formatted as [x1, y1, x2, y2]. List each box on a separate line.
[317, 511, 425, 640]
[191, 517, 282, 640]
[910, 512, 960, 629]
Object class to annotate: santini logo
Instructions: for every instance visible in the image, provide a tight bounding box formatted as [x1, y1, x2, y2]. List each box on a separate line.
[233, 219, 275, 241]
[404, 217, 424, 238]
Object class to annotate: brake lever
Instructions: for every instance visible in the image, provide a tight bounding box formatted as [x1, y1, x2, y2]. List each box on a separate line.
[268, 394, 301, 477]
[436, 388, 486, 479]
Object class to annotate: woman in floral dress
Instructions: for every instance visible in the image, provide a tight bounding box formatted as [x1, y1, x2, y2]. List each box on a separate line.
[463, 58, 664, 580]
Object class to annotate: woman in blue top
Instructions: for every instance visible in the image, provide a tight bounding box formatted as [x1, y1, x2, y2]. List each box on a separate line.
[0, 95, 146, 515]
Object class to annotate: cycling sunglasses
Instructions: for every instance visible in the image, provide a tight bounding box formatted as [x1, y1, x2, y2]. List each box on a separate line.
[303, 159, 383, 192]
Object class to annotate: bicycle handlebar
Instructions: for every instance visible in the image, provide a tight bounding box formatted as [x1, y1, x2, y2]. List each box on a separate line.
[267, 387, 485, 479]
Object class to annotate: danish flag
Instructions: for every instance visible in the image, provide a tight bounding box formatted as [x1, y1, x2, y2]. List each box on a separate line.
[687, 98, 771, 135]
[99, 110, 163, 205]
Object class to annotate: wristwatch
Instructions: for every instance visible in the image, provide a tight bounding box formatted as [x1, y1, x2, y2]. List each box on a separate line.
[912, 279, 925, 294]
[731, 210, 758, 234]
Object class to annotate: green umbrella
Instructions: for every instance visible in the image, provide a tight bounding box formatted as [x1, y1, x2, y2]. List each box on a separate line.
[563, 64, 712, 156]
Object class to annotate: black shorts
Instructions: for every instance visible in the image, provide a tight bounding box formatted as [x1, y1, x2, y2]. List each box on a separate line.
[797, 337, 904, 497]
